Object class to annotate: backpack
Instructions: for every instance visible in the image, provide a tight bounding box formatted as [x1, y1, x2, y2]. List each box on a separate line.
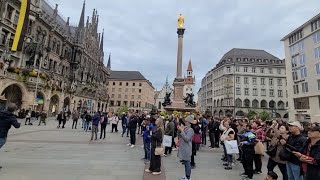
[192, 133, 201, 144]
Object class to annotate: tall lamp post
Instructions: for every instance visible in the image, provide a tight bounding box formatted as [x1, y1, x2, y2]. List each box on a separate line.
[31, 34, 45, 110]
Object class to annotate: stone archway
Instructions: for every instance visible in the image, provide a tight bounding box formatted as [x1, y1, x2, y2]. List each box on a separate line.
[244, 99, 250, 108]
[269, 100, 276, 109]
[49, 94, 59, 115]
[252, 99, 259, 109]
[261, 100, 267, 108]
[236, 110, 245, 117]
[277, 101, 285, 109]
[235, 98, 242, 107]
[283, 113, 289, 119]
[1, 84, 23, 109]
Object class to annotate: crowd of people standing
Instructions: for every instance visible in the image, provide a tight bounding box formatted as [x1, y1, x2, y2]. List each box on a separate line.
[1, 103, 320, 180]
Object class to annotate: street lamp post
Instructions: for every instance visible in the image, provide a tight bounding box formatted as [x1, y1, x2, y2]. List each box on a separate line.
[32, 35, 45, 111]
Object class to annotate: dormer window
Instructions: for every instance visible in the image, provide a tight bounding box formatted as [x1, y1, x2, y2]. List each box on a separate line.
[250, 58, 255, 62]
[237, 58, 241, 61]
[244, 58, 248, 61]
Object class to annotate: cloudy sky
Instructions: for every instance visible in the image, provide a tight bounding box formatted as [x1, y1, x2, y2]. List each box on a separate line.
[48, 0, 320, 93]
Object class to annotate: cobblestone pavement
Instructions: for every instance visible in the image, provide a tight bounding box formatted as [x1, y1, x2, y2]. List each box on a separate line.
[0, 118, 282, 180]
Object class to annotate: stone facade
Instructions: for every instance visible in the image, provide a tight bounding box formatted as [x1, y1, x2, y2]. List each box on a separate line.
[0, 0, 110, 115]
[107, 71, 155, 113]
[199, 48, 288, 118]
[281, 13, 320, 123]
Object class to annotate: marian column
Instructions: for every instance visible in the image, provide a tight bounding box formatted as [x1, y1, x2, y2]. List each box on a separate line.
[173, 14, 185, 102]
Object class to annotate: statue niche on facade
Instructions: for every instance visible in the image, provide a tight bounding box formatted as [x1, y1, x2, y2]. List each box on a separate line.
[162, 92, 172, 107]
[184, 93, 196, 107]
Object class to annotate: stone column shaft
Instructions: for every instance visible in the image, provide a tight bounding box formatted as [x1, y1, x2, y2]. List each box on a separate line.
[177, 35, 183, 78]
[176, 28, 185, 79]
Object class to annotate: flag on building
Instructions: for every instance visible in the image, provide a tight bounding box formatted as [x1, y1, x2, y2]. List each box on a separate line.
[11, 0, 31, 52]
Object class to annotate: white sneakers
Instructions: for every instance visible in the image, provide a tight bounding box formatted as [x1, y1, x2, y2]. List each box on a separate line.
[127, 143, 131, 146]
[130, 145, 135, 148]
[144, 169, 161, 175]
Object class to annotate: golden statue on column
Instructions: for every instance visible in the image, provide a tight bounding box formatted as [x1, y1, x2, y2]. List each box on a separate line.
[178, 14, 184, 29]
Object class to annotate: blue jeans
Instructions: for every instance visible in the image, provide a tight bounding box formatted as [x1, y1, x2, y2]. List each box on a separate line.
[144, 142, 151, 160]
[286, 162, 303, 180]
[84, 121, 90, 132]
[183, 160, 191, 179]
[0, 138, 7, 149]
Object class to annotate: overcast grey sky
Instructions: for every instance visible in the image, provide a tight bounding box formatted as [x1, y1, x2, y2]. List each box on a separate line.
[48, 0, 320, 92]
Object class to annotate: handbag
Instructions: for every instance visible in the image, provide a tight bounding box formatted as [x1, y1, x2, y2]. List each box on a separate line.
[225, 140, 240, 154]
[192, 133, 201, 144]
[155, 141, 164, 156]
[163, 135, 173, 147]
[254, 141, 265, 155]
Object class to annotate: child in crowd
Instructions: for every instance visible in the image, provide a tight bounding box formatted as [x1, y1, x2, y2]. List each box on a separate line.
[143, 118, 152, 163]
[264, 171, 278, 180]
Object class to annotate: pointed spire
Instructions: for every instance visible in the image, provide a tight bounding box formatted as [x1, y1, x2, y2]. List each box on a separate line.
[187, 59, 193, 71]
[107, 53, 111, 69]
[165, 75, 169, 85]
[92, 9, 96, 24]
[86, 16, 89, 28]
[78, 0, 85, 29]
[100, 29, 104, 51]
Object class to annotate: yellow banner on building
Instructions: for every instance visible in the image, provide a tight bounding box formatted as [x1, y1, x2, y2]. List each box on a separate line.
[11, 0, 30, 52]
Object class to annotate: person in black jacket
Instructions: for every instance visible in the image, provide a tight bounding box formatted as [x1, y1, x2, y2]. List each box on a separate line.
[190, 118, 201, 169]
[0, 103, 21, 168]
[293, 126, 320, 180]
[208, 118, 217, 148]
[128, 113, 138, 147]
[57, 111, 67, 129]
[280, 121, 307, 180]
[100, 113, 108, 139]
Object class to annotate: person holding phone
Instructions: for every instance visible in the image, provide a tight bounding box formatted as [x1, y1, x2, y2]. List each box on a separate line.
[177, 115, 195, 180]
[280, 121, 307, 180]
[292, 126, 320, 180]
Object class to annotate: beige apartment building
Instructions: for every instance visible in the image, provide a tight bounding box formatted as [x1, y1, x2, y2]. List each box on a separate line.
[199, 48, 288, 118]
[107, 71, 155, 113]
[282, 13, 320, 122]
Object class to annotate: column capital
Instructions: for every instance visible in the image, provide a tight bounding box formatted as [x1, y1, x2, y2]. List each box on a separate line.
[177, 28, 185, 36]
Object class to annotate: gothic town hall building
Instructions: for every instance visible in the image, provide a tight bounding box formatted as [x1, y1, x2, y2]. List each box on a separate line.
[0, 0, 110, 115]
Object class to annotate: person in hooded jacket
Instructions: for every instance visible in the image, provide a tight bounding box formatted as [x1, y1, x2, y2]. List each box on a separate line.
[293, 126, 320, 180]
[0, 103, 21, 169]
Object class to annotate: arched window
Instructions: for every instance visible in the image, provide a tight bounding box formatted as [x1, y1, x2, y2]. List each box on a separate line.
[56, 41, 61, 55]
